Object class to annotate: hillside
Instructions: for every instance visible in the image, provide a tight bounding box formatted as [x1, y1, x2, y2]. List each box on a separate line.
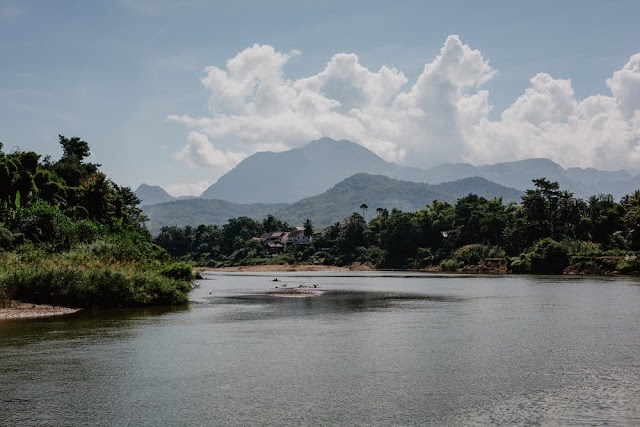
[423, 158, 638, 199]
[199, 137, 421, 203]
[142, 173, 523, 232]
[275, 174, 522, 227]
[143, 199, 287, 234]
[198, 138, 638, 203]
[135, 184, 175, 206]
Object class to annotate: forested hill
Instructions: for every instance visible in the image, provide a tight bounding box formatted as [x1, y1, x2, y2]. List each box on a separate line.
[276, 174, 522, 227]
[142, 173, 523, 232]
[143, 199, 287, 234]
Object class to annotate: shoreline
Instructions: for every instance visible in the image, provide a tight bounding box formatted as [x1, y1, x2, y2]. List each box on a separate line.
[203, 264, 361, 272]
[0, 301, 81, 320]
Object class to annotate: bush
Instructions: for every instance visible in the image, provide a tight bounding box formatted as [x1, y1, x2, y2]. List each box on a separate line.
[161, 262, 193, 281]
[440, 259, 462, 272]
[3, 265, 190, 308]
[416, 247, 435, 267]
[563, 239, 602, 256]
[509, 255, 531, 273]
[16, 200, 76, 251]
[528, 238, 570, 274]
[451, 244, 506, 266]
[616, 256, 640, 274]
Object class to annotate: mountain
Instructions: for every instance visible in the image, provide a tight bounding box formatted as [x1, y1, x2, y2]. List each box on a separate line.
[199, 137, 424, 203]
[142, 199, 287, 234]
[199, 138, 639, 203]
[274, 174, 523, 227]
[135, 184, 175, 206]
[142, 173, 523, 233]
[423, 158, 638, 199]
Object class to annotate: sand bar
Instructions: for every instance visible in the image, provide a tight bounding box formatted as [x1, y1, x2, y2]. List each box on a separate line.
[203, 264, 371, 273]
[0, 301, 81, 320]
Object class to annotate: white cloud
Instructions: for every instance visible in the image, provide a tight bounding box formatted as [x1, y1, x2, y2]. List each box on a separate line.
[607, 53, 640, 118]
[171, 37, 640, 174]
[173, 131, 246, 169]
[166, 180, 211, 197]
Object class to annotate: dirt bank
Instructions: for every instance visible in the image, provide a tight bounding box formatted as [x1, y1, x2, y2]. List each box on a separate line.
[0, 301, 81, 320]
[205, 264, 353, 272]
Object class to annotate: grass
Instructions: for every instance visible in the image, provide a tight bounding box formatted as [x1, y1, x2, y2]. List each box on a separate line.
[0, 239, 193, 309]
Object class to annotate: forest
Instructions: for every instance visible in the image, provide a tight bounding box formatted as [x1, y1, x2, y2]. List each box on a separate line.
[154, 178, 640, 275]
[0, 136, 193, 308]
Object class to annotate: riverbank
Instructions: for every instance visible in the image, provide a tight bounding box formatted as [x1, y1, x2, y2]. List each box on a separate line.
[205, 264, 362, 272]
[0, 301, 81, 320]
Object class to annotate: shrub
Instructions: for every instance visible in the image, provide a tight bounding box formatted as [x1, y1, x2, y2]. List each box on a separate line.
[616, 256, 640, 274]
[509, 255, 531, 273]
[440, 259, 462, 272]
[528, 238, 570, 274]
[161, 262, 193, 281]
[451, 244, 506, 266]
[16, 200, 76, 251]
[563, 239, 602, 256]
[416, 247, 435, 267]
[3, 265, 190, 308]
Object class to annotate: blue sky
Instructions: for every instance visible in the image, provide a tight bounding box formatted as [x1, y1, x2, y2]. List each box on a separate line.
[2, 0, 640, 195]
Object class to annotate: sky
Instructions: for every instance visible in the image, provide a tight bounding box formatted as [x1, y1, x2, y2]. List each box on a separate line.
[1, 0, 640, 196]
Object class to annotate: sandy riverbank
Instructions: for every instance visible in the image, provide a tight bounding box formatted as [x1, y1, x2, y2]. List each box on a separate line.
[0, 301, 81, 320]
[203, 263, 373, 273]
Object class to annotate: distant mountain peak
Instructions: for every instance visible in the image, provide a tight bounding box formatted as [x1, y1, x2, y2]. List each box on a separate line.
[135, 184, 175, 206]
[195, 137, 639, 204]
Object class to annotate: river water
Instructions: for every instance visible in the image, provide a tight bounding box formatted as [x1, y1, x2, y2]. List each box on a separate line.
[1, 272, 640, 426]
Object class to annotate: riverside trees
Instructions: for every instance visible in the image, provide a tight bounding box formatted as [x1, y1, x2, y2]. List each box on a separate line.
[154, 178, 640, 274]
[0, 136, 192, 308]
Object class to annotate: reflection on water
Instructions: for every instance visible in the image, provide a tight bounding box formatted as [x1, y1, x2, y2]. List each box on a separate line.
[1, 272, 640, 426]
[215, 290, 465, 321]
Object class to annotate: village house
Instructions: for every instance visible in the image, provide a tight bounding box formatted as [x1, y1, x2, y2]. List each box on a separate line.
[257, 227, 325, 253]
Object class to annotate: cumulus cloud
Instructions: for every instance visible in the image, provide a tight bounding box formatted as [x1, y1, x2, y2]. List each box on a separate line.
[170, 37, 640, 174]
[166, 180, 211, 198]
[174, 131, 246, 169]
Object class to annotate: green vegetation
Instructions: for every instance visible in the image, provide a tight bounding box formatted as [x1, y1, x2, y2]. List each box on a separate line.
[0, 136, 193, 309]
[143, 173, 523, 233]
[154, 177, 640, 275]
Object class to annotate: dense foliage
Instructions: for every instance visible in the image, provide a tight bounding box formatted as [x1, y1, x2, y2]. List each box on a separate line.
[0, 136, 192, 308]
[154, 178, 640, 274]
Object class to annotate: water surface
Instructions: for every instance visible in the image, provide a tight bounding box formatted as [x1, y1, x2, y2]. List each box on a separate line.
[2, 272, 640, 426]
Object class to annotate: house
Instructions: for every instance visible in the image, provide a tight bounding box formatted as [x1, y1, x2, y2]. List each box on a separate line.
[259, 231, 286, 253]
[284, 229, 310, 245]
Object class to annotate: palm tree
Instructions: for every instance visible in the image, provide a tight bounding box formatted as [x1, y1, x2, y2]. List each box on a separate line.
[303, 218, 313, 241]
[360, 203, 368, 219]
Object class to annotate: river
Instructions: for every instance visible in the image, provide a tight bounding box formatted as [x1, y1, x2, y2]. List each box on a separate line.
[1, 272, 640, 426]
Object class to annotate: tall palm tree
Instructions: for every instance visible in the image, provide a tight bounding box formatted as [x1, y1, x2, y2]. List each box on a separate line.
[303, 218, 313, 241]
[360, 203, 368, 219]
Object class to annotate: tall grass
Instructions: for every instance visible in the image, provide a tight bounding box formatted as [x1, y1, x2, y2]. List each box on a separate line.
[0, 237, 193, 308]
[4, 266, 190, 308]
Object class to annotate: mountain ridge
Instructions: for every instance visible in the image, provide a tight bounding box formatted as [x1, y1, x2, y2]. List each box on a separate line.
[195, 138, 639, 202]
[142, 173, 524, 233]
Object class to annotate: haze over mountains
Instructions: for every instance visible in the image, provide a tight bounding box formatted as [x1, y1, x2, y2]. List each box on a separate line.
[135, 137, 640, 232]
[138, 138, 639, 206]
[141, 173, 522, 234]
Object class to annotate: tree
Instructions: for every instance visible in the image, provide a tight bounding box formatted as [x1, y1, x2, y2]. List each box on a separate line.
[262, 214, 287, 233]
[622, 190, 640, 249]
[51, 135, 99, 188]
[360, 203, 368, 219]
[303, 218, 313, 240]
[337, 213, 367, 264]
